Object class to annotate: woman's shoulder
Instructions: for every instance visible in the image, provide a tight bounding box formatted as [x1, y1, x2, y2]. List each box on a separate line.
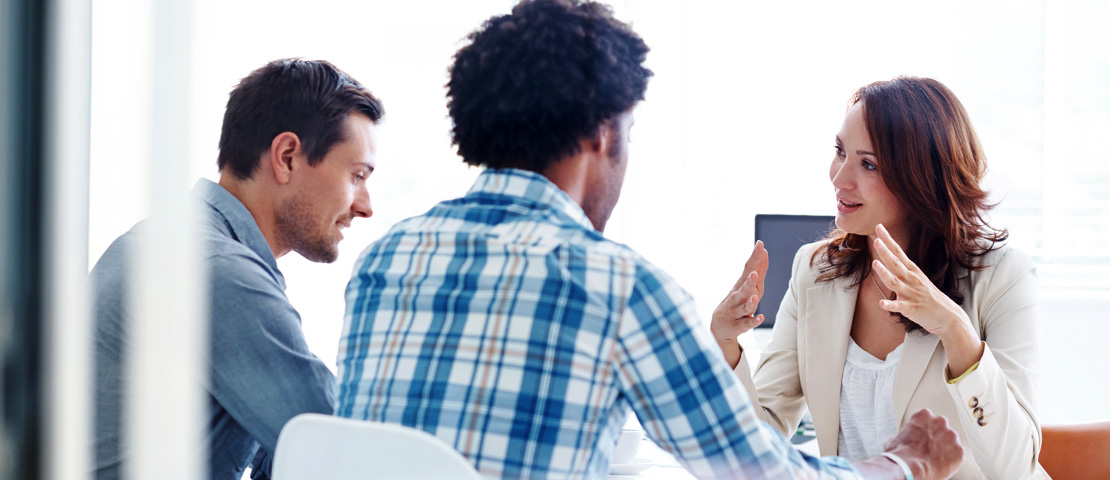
[793, 240, 830, 264]
[974, 243, 1034, 269]
[789, 240, 835, 282]
[969, 243, 1037, 285]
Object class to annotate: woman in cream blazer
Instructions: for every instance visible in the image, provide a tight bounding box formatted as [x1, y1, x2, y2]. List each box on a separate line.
[714, 77, 1047, 479]
[732, 241, 1044, 479]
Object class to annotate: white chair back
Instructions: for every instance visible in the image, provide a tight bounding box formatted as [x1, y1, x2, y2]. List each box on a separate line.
[272, 413, 483, 480]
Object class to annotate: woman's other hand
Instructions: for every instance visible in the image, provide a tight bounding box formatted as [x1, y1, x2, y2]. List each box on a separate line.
[871, 224, 985, 375]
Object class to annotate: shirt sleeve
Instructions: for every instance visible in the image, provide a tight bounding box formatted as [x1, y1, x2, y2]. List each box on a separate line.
[612, 261, 862, 480]
[206, 252, 337, 472]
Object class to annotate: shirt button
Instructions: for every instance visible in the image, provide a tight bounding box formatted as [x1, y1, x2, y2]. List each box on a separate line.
[969, 396, 979, 408]
[977, 416, 988, 427]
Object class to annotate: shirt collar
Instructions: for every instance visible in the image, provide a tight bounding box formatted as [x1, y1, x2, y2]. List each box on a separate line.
[192, 178, 282, 276]
[467, 168, 596, 231]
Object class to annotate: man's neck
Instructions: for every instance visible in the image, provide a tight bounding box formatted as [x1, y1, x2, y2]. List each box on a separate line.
[218, 175, 287, 259]
[541, 154, 591, 210]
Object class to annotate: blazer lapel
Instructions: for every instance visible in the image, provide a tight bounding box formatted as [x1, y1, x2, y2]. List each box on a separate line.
[803, 277, 855, 456]
[892, 332, 941, 427]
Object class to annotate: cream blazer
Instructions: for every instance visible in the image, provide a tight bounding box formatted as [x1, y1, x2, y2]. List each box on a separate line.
[733, 241, 1048, 479]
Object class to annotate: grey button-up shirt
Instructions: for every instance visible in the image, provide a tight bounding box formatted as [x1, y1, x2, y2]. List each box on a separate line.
[91, 179, 336, 479]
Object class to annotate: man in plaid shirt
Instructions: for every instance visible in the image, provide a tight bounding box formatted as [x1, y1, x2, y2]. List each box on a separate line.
[336, 1, 963, 478]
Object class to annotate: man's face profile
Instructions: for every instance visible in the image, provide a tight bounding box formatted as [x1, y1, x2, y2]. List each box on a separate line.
[275, 112, 377, 263]
[583, 109, 634, 233]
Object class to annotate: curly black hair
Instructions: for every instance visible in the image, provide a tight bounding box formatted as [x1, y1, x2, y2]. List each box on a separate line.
[447, 0, 652, 172]
[217, 58, 384, 180]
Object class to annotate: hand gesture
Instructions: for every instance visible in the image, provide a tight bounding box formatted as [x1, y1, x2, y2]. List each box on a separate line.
[711, 241, 768, 367]
[870, 224, 969, 338]
[871, 223, 984, 376]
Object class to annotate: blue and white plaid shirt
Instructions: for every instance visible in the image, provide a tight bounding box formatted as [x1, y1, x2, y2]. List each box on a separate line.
[337, 169, 860, 479]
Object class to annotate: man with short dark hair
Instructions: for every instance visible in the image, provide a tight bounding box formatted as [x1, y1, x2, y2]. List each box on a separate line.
[91, 58, 384, 480]
[336, 1, 963, 479]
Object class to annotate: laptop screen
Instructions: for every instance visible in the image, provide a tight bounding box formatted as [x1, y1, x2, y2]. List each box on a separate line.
[753, 214, 836, 328]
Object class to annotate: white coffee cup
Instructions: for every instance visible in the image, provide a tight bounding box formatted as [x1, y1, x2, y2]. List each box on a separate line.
[612, 429, 643, 464]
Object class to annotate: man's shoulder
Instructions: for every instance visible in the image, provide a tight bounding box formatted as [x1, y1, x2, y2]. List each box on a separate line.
[202, 235, 287, 298]
[363, 209, 663, 284]
[90, 218, 279, 288]
[202, 229, 264, 263]
[577, 237, 689, 300]
[373, 202, 638, 253]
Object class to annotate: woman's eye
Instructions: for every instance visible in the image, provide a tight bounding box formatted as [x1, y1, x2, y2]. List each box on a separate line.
[354, 173, 366, 181]
[862, 160, 876, 171]
[834, 146, 845, 157]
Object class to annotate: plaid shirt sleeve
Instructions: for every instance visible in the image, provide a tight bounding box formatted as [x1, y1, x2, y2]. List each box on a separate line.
[612, 260, 862, 479]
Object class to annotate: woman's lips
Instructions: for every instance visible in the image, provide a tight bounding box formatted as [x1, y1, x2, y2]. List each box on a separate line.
[837, 198, 862, 214]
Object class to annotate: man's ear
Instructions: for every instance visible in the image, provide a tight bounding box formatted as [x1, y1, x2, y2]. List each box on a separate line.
[268, 131, 302, 185]
[588, 121, 612, 155]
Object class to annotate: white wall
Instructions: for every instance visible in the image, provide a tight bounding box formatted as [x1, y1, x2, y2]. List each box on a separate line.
[90, 0, 1109, 425]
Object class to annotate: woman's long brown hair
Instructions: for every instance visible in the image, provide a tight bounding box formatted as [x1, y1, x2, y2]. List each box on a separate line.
[815, 76, 1008, 333]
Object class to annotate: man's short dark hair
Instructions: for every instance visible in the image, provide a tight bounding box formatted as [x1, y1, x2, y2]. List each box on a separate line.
[217, 58, 385, 180]
[447, 0, 652, 172]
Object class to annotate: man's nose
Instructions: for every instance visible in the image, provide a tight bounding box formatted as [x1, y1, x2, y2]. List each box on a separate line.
[353, 186, 372, 219]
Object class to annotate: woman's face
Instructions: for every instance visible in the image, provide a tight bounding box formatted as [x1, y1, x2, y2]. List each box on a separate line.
[829, 101, 908, 243]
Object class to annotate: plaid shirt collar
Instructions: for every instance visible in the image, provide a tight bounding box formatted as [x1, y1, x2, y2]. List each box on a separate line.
[466, 168, 596, 232]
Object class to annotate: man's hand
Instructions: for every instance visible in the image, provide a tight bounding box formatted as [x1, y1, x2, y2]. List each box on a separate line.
[855, 409, 964, 480]
[710, 241, 768, 368]
[884, 409, 964, 479]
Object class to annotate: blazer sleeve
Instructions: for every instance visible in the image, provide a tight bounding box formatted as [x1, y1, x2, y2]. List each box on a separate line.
[732, 244, 812, 438]
[944, 247, 1043, 479]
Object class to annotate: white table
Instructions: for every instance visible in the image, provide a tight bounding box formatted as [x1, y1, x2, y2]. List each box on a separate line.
[608, 431, 821, 479]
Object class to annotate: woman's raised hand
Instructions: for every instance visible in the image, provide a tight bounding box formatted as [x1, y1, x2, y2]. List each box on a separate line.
[711, 241, 768, 368]
[871, 224, 984, 375]
[870, 224, 967, 336]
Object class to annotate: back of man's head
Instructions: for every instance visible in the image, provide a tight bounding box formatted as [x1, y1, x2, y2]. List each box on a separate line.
[447, 0, 652, 173]
[217, 58, 385, 180]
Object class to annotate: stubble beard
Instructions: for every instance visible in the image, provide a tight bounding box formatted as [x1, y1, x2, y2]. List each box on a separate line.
[275, 192, 341, 263]
[585, 130, 626, 233]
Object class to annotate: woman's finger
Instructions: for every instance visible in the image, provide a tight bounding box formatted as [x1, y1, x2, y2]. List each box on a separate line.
[873, 239, 913, 282]
[739, 314, 765, 330]
[875, 224, 921, 275]
[733, 243, 768, 292]
[872, 260, 902, 290]
[725, 290, 759, 319]
[878, 298, 909, 313]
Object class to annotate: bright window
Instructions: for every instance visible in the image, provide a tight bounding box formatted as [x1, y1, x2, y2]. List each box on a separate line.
[90, 0, 1110, 423]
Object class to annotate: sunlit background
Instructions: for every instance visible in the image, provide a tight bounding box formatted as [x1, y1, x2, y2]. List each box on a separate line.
[86, 0, 1106, 428]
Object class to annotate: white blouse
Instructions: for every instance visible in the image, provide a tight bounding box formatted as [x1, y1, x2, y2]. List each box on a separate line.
[837, 338, 904, 461]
